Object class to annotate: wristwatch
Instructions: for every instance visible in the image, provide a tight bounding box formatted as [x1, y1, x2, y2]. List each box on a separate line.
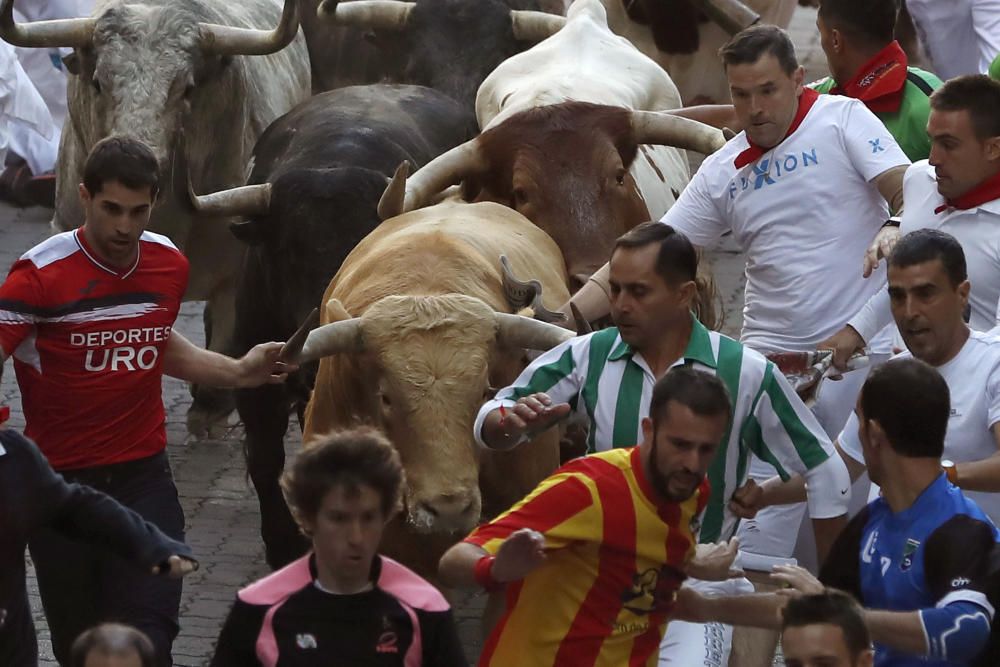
[882, 216, 902, 228]
[942, 459, 958, 485]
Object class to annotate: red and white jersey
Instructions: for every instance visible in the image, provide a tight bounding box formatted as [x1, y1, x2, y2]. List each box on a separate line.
[0, 228, 188, 470]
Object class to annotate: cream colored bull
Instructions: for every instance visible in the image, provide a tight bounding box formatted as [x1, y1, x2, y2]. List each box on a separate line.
[295, 200, 574, 577]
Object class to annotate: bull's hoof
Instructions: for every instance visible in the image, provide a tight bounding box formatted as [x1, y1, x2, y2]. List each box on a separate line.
[187, 385, 237, 439]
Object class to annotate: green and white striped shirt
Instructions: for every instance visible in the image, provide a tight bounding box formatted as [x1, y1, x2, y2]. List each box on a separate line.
[474, 317, 835, 543]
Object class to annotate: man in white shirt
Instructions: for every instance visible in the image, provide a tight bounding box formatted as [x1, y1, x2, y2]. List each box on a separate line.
[758, 229, 1000, 528]
[826, 75, 1000, 365]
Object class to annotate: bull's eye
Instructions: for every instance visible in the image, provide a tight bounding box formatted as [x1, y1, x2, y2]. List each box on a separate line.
[512, 187, 527, 207]
[615, 168, 626, 186]
[91, 78, 101, 94]
[183, 83, 195, 100]
[380, 392, 392, 409]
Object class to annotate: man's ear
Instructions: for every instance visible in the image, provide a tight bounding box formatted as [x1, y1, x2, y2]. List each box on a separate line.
[78, 182, 91, 206]
[867, 418, 888, 450]
[677, 279, 697, 309]
[640, 416, 654, 444]
[984, 135, 1000, 162]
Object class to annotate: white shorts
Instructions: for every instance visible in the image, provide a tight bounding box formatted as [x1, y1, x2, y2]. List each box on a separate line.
[658, 577, 756, 667]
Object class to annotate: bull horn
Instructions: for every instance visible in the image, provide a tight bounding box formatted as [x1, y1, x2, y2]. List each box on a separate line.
[279, 308, 321, 362]
[188, 182, 272, 217]
[297, 318, 364, 362]
[631, 111, 727, 155]
[684, 0, 759, 35]
[570, 303, 593, 335]
[0, 0, 94, 48]
[509, 10, 565, 42]
[200, 0, 299, 56]
[378, 161, 410, 220]
[495, 313, 574, 351]
[393, 139, 487, 217]
[317, 0, 414, 31]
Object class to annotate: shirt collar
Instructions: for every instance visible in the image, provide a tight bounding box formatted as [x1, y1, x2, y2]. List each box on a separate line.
[734, 87, 820, 169]
[890, 473, 950, 522]
[934, 169, 1000, 214]
[74, 227, 141, 279]
[608, 314, 717, 369]
[830, 41, 908, 113]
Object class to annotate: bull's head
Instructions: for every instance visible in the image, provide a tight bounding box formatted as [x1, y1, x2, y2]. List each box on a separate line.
[0, 0, 300, 174]
[316, 0, 564, 108]
[378, 102, 725, 291]
[297, 294, 572, 534]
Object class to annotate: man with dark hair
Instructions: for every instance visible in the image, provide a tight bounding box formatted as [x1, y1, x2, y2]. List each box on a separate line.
[0, 136, 295, 666]
[811, 0, 941, 161]
[676, 358, 1000, 666]
[474, 223, 848, 666]
[443, 368, 731, 666]
[750, 229, 1000, 531]
[829, 75, 1000, 367]
[780, 590, 873, 667]
[71, 624, 157, 667]
[211, 427, 466, 667]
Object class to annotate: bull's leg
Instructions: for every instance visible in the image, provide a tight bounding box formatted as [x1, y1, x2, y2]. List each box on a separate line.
[238, 383, 309, 569]
[187, 280, 238, 439]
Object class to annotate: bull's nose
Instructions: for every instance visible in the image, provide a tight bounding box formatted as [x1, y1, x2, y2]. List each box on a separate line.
[413, 490, 480, 532]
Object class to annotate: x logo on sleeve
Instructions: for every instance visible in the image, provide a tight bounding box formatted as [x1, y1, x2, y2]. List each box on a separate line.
[869, 139, 885, 153]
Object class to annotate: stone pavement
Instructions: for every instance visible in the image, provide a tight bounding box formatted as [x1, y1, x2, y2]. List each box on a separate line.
[0, 6, 828, 665]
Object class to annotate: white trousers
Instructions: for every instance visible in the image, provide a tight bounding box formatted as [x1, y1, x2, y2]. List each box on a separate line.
[658, 577, 756, 667]
[906, 0, 1000, 79]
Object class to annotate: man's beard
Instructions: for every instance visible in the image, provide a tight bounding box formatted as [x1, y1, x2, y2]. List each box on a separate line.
[649, 433, 701, 502]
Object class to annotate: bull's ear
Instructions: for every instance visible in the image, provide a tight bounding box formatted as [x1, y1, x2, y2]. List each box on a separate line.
[460, 177, 483, 201]
[325, 298, 353, 323]
[62, 52, 80, 75]
[228, 219, 267, 245]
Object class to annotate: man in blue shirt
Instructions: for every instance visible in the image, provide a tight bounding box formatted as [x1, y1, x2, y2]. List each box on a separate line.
[676, 358, 1000, 666]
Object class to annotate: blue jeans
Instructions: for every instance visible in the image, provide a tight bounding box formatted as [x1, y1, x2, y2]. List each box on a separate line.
[28, 451, 185, 667]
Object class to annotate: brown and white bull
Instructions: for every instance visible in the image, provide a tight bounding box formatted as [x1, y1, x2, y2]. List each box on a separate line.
[292, 200, 573, 576]
[380, 0, 725, 320]
[0, 0, 311, 434]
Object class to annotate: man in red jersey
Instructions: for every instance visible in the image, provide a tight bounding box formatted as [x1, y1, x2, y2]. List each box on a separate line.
[439, 368, 737, 667]
[0, 137, 294, 667]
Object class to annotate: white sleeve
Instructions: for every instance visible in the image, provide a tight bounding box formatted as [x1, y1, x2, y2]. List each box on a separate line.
[803, 453, 851, 519]
[846, 287, 892, 344]
[837, 410, 864, 465]
[659, 165, 729, 248]
[972, 0, 1000, 74]
[840, 99, 911, 183]
[986, 355, 1000, 430]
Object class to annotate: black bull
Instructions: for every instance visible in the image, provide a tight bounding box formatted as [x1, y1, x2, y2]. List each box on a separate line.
[198, 85, 477, 567]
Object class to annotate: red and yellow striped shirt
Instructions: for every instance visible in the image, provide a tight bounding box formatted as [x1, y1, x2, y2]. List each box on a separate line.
[466, 446, 709, 667]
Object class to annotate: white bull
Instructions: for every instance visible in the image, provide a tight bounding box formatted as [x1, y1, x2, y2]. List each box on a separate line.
[0, 0, 311, 434]
[475, 0, 693, 222]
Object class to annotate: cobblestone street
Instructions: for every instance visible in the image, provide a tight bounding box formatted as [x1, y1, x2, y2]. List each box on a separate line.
[1, 6, 827, 664]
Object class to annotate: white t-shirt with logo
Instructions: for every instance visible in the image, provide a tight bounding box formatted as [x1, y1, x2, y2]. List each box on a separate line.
[839, 330, 1000, 523]
[848, 161, 1000, 342]
[661, 94, 910, 353]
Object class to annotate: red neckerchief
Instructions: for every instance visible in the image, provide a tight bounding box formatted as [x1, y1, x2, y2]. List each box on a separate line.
[830, 41, 908, 114]
[734, 87, 819, 169]
[935, 169, 1000, 214]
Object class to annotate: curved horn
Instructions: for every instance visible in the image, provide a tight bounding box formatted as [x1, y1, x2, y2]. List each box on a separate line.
[393, 139, 487, 217]
[685, 0, 759, 35]
[317, 0, 414, 31]
[0, 0, 94, 48]
[189, 183, 272, 218]
[510, 10, 565, 42]
[297, 318, 364, 362]
[631, 111, 727, 155]
[378, 161, 410, 220]
[200, 0, 299, 56]
[495, 313, 574, 351]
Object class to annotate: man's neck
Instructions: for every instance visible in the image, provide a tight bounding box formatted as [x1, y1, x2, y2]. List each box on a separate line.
[837, 45, 885, 88]
[315, 561, 374, 595]
[927, 325, 971, 367]
[81, 224, 137, 270]
[880, 459, 941, 514]
[637, 315, 694, 377]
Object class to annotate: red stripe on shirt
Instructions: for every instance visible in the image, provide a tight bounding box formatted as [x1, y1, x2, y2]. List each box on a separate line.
[478, 580, 525, 666]
[553, 457, 637, 664]
[465, 474, 593, 548]
[629, 610, 669, 666]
